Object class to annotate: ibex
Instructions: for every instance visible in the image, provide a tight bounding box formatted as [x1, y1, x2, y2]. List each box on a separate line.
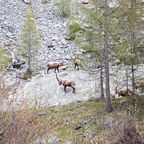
[135, 82, 144, 89]
[110, 91, 115, 98]
[46, 61, 63, 74]
[72, 57, 82, 71]
[115, 87, 136, 97]
[56, 74, 76, 93]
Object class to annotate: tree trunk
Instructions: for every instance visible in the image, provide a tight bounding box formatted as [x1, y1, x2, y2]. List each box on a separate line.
[131, 0, 135, 116]
[104, 0, 113, 113]
[100, 57, 105, 101]
[126, 66, 130, 114]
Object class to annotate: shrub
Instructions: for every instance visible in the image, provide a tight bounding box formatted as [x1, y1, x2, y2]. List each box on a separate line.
[68, 21, 81, 33]
[67, 20, 81, 40]
[55, 0, 71, 18]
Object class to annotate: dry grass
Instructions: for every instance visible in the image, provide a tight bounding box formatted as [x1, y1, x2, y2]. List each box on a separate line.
[0, 108, 57, 143]
[0, 95, 144, 143]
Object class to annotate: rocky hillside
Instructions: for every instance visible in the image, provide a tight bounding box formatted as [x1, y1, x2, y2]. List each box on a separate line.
[0, 0, 78, 64]
[0, 0, 92, 110]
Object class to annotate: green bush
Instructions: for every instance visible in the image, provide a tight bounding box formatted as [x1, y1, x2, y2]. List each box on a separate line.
[67, 21, 81, 40]
[65, 33, 76, 40]
[56, 0, 71, 18]
[68, 21, 81, 33]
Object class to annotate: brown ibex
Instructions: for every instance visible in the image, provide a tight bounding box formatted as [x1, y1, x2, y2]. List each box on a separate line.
[110, 91, 115, 98]
[56, 74, 76, 93]
[46, 61, 63, 74]
[115, 87, 136, 97]
[135, 82, 144, 89]
[72, 56, 82, 71]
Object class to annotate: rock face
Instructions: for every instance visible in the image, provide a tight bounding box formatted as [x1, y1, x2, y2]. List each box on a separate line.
[2, 64, 144, 110]
[5, 70, 99, 110]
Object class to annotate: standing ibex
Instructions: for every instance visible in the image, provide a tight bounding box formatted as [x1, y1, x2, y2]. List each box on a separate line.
[71, 56, 83, 71]
[46, 61, 63, 74]
[56, 74, 76, 93]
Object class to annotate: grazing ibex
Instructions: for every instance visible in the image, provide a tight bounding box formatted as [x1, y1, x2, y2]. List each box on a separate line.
[72, 57, 82, 71]
[56, 74, 76, 93]
[115, 87, 136, 97]
[46, 61, 63, 74]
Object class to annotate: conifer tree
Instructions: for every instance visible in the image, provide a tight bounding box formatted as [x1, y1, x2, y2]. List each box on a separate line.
[20, 1, 40, 72]
[76, 1, 106, 100]
[104, 0, 113, 112]
[109, 0, 144, 115]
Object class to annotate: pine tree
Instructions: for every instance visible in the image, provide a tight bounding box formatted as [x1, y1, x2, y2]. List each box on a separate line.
[130, 0, 135, 116]
[75, 1, 106, 100]
[104, 0, 113, 113]
[109, 0, 144, 115]
[20, 2, 40, 72]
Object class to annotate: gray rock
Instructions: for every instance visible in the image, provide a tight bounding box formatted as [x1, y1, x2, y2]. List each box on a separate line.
[93, 120, 99, 125]
[79, 120, 87, 124]
[22, 0, 30, 4]
[58, 72, 68, 77]
[37, 110, 47, 116]
[65, 55, 71, 60]
[80, 49, 86, 53]
[65, 141, 73, 144]
[32, 140, 47, 144]
[120, 100, 126, 105]
[105, 118, 114, 128]
[60, 65, 68, 71]
[47, 136, 60, 144]
[65, 36, 72, 40]
[75, 125, 83, 130]
[75, 51, 83, 55]
[84, 126, 88, 130]
[36, 74, 43, 78]
[8, 26, 14, 33]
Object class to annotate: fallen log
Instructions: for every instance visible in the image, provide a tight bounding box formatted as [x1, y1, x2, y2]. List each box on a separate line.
[7, 51, 25, 70]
